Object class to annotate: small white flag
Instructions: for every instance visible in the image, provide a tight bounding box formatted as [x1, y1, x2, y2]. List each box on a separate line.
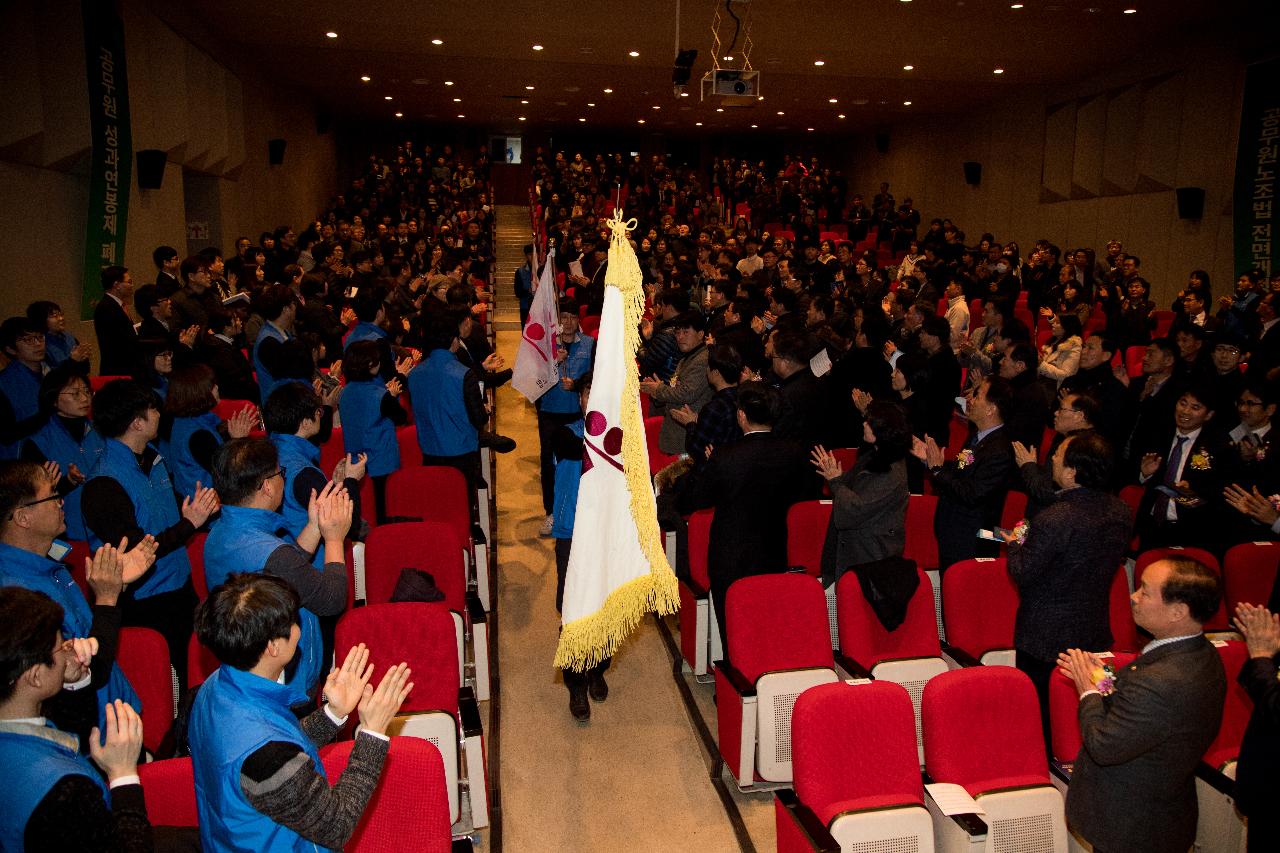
[511, 247, 560, 403]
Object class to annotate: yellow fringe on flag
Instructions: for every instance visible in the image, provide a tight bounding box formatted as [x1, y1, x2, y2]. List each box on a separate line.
[554, 212, 680, 672]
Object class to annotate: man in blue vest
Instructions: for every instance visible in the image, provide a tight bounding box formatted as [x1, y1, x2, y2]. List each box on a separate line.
[0, 587, 155, 851]
[344, 288, 413, 382]
[0, 317, 57, 459]
[82, 379, 219, 689]
[0, 459, 156, 747]
[535, 301, 594, 536]
[252, 284, 298, 401]
[189, 573, 411, 852]
[205, 437, 352, 696]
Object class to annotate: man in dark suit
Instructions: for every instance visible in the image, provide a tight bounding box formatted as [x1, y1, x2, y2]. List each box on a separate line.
[914, 375, 1018, 573]
[198, 310, 260, 404]
[1232, 599, 1280, 851]
[679, 381, 818, 647]
[999, 342, 1054, 449]
[769, 329, 826, 448]
[1121, 338, 1185, 474]
[92, 266, 137, 376]
[1060, 557, 1226, 853]
[1246, 292, 1280, 382]
[1061, 332, 1130, 452]
[1006, 431, 1133, 750]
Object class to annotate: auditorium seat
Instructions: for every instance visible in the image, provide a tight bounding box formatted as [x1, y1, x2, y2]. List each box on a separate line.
[364, 521, 489, 701]
[1047, 651, 1138, 775]
[213, 398, 263, 437]
[320, 737, 457, 852]
[905, 494, 944, 640]
[644, 415, 677, 475]
[89, 375, 130, 393]
[1222, 540, 1280, 615]
[117, 627, 177, 756]
[335, 603, 488, 830]
[60, 539, 92, 599]
[941, 557, 1018, 667]
[186, 632, 219, 688]
[319, 427, 378, 528]
[1124, 345, 1146, 379]
[1109, 566, 1143, 653]
[677, 509, 717, 678]
[836, 568, 947, 763]
[774, 682, 933, 853]
[1117, 483, 1145, 551]
[946, 415, 970, 457]
[1134, 546, 1229, 631]
[715, 573, 842, 789]
[922, 666, 1068, 852]
[1000, 490, 1029, 532]
[1194, 640, 1251, 853]
[137, 756, 198, 827]
[785, 500, 830, 579]
[187, 531, 209, 600]
[1153, 310, 1175, 338]
[396, 425, 423, 470]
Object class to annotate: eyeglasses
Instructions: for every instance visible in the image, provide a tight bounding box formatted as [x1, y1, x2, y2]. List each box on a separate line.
[1238, 399, 1265, 408]
[1056, 406, 1081, 414]
[11, 492, 63, 518]
[270, 467, 286, 481]
[59, 387, 91, 399]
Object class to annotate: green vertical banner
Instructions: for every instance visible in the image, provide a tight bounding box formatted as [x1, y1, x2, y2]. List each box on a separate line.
[1233, 59, 1280, 278]
[80, 0, 132, 319]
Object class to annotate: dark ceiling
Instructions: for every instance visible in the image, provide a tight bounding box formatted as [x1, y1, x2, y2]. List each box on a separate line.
[159, 0, 1250, 136]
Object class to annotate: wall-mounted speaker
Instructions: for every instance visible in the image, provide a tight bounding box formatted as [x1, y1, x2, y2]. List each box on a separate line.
[268, 138, 287, 166]
[1176, 186, 1205, 220]
[136, 149, 166, 189]
[874, 132, 890, 155]
[963, 161, 982, 186]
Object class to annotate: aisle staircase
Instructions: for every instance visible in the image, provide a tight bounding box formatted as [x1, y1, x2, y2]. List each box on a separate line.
[493, 204, 534, 331]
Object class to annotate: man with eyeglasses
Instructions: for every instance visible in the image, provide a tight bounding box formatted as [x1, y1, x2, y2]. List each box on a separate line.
[1206, 333, 1248, 419]
[0, 318, 65, 460]
[203, 437, 353, 697]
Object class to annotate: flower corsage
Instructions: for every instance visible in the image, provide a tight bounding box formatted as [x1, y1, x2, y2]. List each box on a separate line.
[956, 449, 975, 469]
[1188, 450, 1212, 471]
[1009, 519, 1029, 545]
[1091, 662, 1117, 696]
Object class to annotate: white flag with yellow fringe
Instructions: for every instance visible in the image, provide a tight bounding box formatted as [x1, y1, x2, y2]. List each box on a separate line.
[554, 213, 679, 672]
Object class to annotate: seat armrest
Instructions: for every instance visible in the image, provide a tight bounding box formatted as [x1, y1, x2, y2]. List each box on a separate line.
[775, 789, 841, 853]
[713, 659, 755, 697]
[466, 591, 488, 625]
[1195, 761, 1236, 797]
[924, 786, 989, 845]
[684, 575, 709, 597]
[940, 642, 982, 668]
[832, 651, 874, 681]
[458, 686, 483, 738]
[451, 840, 474, 853]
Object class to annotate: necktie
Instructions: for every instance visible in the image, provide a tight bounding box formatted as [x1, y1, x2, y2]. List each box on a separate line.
[1154, 435, 1188, 521]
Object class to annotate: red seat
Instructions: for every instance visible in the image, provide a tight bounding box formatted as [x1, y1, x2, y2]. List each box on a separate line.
[60, 540, 93, 599]
[117, 627, 175, 755]
[396, 425, 422, 470]
[363, 522, 466, 609]
[819, 231, 841, 244]
[580, 314, 601, 337]
[319, 427, 378, 527]
[821, 448, 859, 497]
[1222, 541, 1280, 614]
[89, 375, 130, 393]
[763, 221, 784, 235]
[319, 738, 454, 852]
[776, 682, 931, 852]
[1203, 640, 1252, 772]
[186, 633, 219, 688]
[1117, 483, 1145, 551]
[213, 398, 263, 437]
[1037, 426, 1057, 464]
[1000, 490, 1029, 532]
[137, 756, 198, 826]
[678, 509, 716, 676]
[1153, 310, 1175, 338]
[904, 495, 939, 572]
[644, 415, 677, 475]
[785, 500, 830, 578]
[777, 229, 796, 243]
[1109, 566, 1143, 652]
[385, 466, 470, 533]
[946, 415, 970, 457]
[1125, 345, 1147, 379]
[942, 557, 1018, 665]
[187, 531, 209, 600]
[1048, 651, 1139, 765]
[1135, 546, 1228, 629]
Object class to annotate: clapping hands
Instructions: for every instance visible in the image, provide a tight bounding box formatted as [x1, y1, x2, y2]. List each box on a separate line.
[181, 482, 220, 528]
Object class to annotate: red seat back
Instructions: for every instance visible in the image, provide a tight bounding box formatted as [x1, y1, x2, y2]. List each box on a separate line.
[1124, 345, 1146, 379]
[89, 375, 130, 393]
[320, 738, 454, 852]
[385, 467, 470, 539]
[186, 632, 220, 689]
[942, 558, 1018, 660]
[1048, 651, 1138, 764]
[946, 416, 970, 457]
[725, 573, 833, 684]
[644, 415, 677, 475]
[397, 425, 423, 469]
[60, 540, 93, 599]
[1117, 483, 1145, 549]
[1000, 491, 1029, 531]
[785, 501, 830, 577]
[792, 682, 924, 825]
[904, 495, 939, 571]
[1135, 546, 1227, 629]
[1153, 310, 1175, 338]
[364, 522, 466, 611]
[318, 428, 378, 526]
[922, 666, 1048, 796]
[187, 531, 209, 600]
[334, 603, 459, 715]
[117, 627, 174, 755]
[1223, 541, 1280, 614]
[1109, 566, 1142, 652]
[688, 509, 714, 589]
[138, 756, 198, 826]
[837, 568, 941, 667]
[1204, 641, 1254, 770]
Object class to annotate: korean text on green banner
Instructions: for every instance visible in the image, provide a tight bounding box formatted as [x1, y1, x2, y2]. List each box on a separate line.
[1233, 58, 1280, 278]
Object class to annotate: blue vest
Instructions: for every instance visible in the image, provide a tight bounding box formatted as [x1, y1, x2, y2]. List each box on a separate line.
[252, 322, 290, 401]
[338, 380, 400, 476]
[86, 439, 191, 599]
[552, 419, 585, 539]
[189, 666, 330, 853]
[0, 723, 109, 851]
[169, 412, 222, 500]
[270, 433, 325, 568]
[29, 416, 106, 541]
[0, 541, 140, 731]
[343, 321, 388, 350]
[0, 361, 43, 459]
[203, 506, 324, 693]
[539, 334, 595, 414]
[409, 349, 478, 457]
[44, 330, 78, 369]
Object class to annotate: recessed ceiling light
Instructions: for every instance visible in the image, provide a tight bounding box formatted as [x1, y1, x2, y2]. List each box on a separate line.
[360, 75, 371, 82]
[587, 103, 595, 107]
[715, 108, 724, 112]
[1011, 3, 1023, 7]
[603, 88, 613, 93]
[394, 112, 403, 118]
[903, 65, 914, 71]
[680, 92, 689, 97]
[325, 31, 338, 38]
[637, 118, 646, 124]
[757, 95, 765, 101]
[814, 60, 825, 66]
[837, 114, 846, 119]
[652, 105, 661, 110]
[521, 100, 529, 104]
[776, 111, 785, 115]
[829, 98, 838, 103]
[431, 38, 443, 45]
[903, 100, 912, 106]
[993, 68, 1005, 74]
[453, 98, 462, 102]
[445, 81, 454, 86]
[384, 95, 393, 101]
[457, 114, 465, 118]
[807, 127, 815, 132]
[724, 55, 734, 61]
[1123, 7, 1137, 12]
[526, 85, 535, 90]
[750, 124, 759, 128]
[628, 50, 640, 57]
[518, 116, 527, 121]
[532, 44, 543, 51]
[695, 121, 703, 126]
[578, 117, 586, 122]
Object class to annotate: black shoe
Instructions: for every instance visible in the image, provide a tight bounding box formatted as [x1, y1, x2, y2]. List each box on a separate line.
[479, 432, 516, 453]
[588, 671, 609, 702]
[569, 686, 591, 721]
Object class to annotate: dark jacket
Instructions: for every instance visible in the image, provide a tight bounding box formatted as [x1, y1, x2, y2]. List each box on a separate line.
[1006, 486, 1132, 661]
[930, 424, 1017, 572]
[1235, 651, 1280, 819]
[1007, 369, 1054, 448]
[1136, 426, 1229, 550]
[93, 295, 138, 376]
[774, 367, 825, 448]
[199, 335, 260, 405]
[1067, 635, 1226, 853]
[820, 457, 909, 584]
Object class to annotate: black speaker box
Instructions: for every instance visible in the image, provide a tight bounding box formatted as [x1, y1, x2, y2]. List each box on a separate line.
[136, 149, 166, 189]
[963, 161, 982, 186]
[874, 132, 890, 155]
[1176, 187, 1205, 220]
[268, 138, 287, 166]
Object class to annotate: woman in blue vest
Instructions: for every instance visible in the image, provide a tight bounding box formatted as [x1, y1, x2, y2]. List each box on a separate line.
[132, 338, 173, 402]
[0, 587, 156, 851]
[409, 312, 488, 498]
[27, 300, 90, 370]
[82, 380, 220, 690]
[164, 363, 258, 502]
[21, 367, 106, 541]
[252, 284, 298, 402]
[536, 302, 595, 535]
[189, 573, 410, 853]
[339, 340, 406, 523]
[0, 316, 54, 460]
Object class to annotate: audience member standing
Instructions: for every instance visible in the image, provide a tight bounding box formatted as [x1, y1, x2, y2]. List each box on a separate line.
[534, 304, 594, 536]
[1232, 600, 1280, 852]
[339, 341, 406, 524]
[93, 267, 138, 377]
[640, 311, 713, 456]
